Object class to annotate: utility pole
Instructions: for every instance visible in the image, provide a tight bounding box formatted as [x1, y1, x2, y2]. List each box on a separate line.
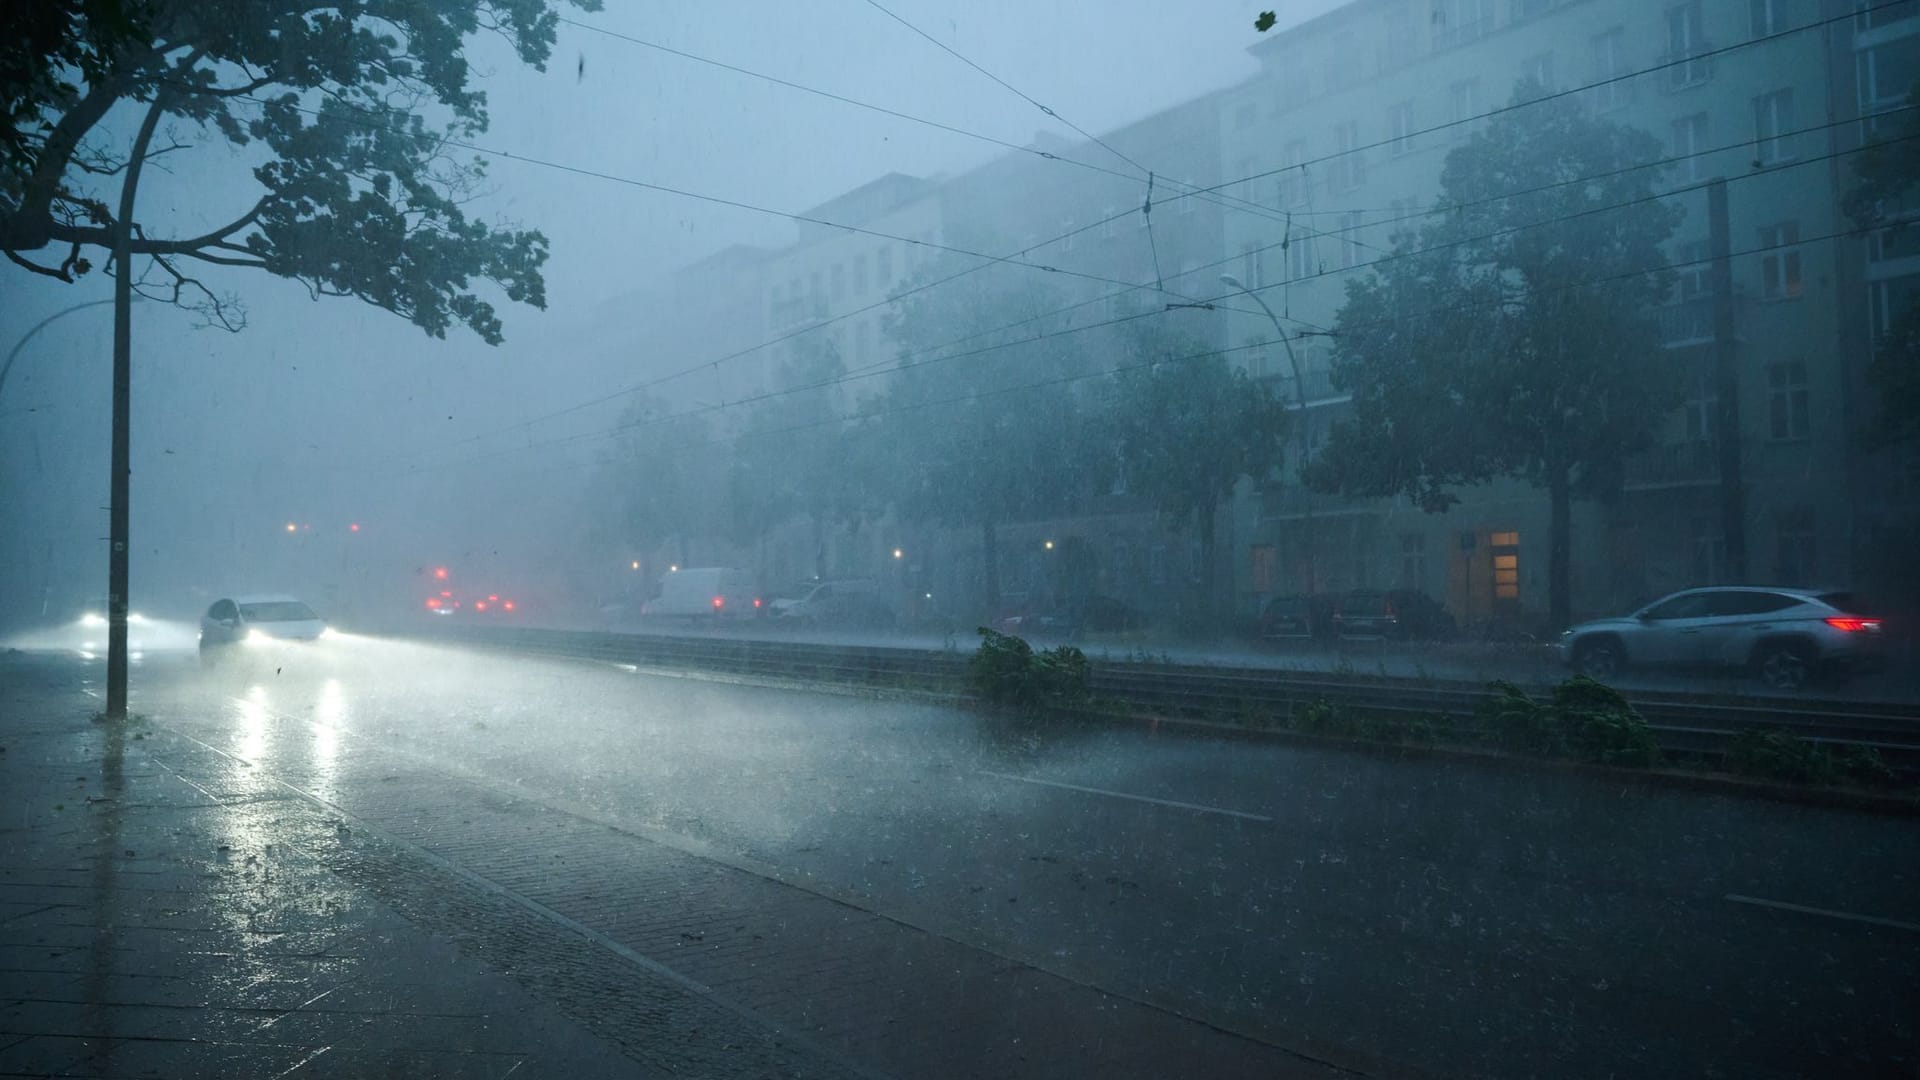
[104, 94, 168, 719]
[1222, 274, 1315, 599]
[1708, 179, 1747, 581]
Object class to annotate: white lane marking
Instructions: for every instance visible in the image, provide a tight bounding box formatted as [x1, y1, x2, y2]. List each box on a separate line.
[980, 770, 1273, 822]
[1724, 894, 1920, 933]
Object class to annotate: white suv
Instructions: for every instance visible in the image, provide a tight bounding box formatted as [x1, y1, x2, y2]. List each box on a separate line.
[1559, 587, 1888, 690]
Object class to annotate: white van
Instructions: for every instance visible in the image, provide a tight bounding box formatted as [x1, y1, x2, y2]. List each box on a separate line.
[641, 567, 761, 618]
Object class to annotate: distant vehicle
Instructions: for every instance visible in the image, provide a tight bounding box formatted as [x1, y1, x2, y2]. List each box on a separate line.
[770, 579, 893, 628]
[642, 567, 761, 619]
[199, 594, 329, 666]
[423, 589, 518, 617]
[1259, 594, 1344, 640]
[1558, 586, 1888, 690]
[1332, 589, 1456, 640]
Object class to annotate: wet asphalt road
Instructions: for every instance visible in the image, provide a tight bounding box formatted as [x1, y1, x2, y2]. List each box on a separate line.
[52, 637, 1920, 1077]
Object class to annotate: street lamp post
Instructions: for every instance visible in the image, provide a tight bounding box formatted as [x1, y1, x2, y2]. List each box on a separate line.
[1220, 274, 1316, 598]
[0, 296, 143, 406]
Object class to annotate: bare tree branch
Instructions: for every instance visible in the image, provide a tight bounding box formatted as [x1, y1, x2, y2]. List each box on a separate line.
[4, 250, 76, 281]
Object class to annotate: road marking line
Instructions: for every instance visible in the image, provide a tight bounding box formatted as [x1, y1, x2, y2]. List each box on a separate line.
[1724, 894, 1920, 933]
[980, 771, 1273, 822]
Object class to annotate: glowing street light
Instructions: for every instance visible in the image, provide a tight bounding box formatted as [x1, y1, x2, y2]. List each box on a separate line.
[669, 564, 680, 573]
[892, 548, 904, 559]
[1043, 539, 1055, 551]
[631, 560, 640, 570]
[285, 522, 296, 533]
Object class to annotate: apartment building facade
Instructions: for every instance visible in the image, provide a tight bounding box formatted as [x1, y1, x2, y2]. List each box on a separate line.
[1217, 0, 1920, 627]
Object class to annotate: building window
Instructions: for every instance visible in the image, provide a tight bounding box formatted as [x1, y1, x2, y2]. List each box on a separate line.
[1339, 211, 1366, 269]
[1749, 0, 1780, 36]
[1774, 509, 1816, 584]
[1251, 545, 1277, 592]
[1671, 112, 1710, 182]
[1176, 179, 1198, 215]
[1855, 0, 1918, 33]
[1665, 2, 1710, 88]
[830, 263, 845, 301]
[1690, 518, 1726, 583]
[1433, 0, 1493, 50]
[1752, 89, 1795, 164]
[1869, 226, 1920, 263]
[1767, 361, 1810, 440]
[1388, 101, 1415, 155]
[1447, 79, 1481, 141]
[1101, 207, 1118, 239]
[1663, 240, 1712, 344]
[1759, 222, 1802, 299]
[877, 247, 893, 286]
[1682, 371, 1716, 441]
[1236, 156, 1259, 205]
[1241, 242, 1266, 289]
[1276, 140, 1309, 206]
[1859, 37, 1920, 123]
[1382, 3, 1416, 69]
[1589, 28, 1630, 111]
[1520, 51, 1554, 93]
[1399, 533, 1427, 589]
[1287, 226, 1316, 280]
[852, 255, 868, 296]
[1513, 0, 1555, 20]
[1870, 274, 1920, 340]
[1387, 196, 1422, 243]
[1332, 120, 1366, 190]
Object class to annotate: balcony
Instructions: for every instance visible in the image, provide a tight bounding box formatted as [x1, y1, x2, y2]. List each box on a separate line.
[1660, 296, 1714, 347]
[1621, 439, 1721, 492]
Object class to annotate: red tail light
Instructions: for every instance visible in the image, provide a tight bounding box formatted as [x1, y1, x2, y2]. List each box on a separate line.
[503, 600, 515, 611]
[1825, 617, 1881, 632]
[753, 598, 763, 608]
[712, 596, 725, 609]
[488, 594, 499, 602]
[426, 598, 441, 609]
[474, 601, 488, 611]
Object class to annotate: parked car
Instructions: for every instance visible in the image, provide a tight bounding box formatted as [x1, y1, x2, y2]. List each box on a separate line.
[1259, 594, 1333, 640]
[769, 579, 894, 629]
[1558, 586, 1888, 690]
[1331, 589, 1456, 640]
[641, 567, 762, 619]
[199, 594, 329, 666]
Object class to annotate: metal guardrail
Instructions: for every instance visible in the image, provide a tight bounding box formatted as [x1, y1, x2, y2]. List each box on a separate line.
[406, 624, 1920, 771]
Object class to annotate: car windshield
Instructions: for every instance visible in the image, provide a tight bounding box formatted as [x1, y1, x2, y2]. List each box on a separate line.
[239, 601, 319, 623]
[8, 6, 1920, 1080]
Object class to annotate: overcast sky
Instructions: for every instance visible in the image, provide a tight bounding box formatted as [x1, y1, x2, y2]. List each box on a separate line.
[0, 0, 1338, 622]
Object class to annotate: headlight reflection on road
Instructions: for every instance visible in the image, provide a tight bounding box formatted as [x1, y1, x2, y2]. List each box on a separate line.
[310, 678, 347, 799]
[235, 685, 270, 762]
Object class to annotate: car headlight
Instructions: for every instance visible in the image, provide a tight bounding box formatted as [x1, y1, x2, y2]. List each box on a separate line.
[319, 627, 338, 640]
[81, 613, 107, 628]
[244, 629, 270, 646]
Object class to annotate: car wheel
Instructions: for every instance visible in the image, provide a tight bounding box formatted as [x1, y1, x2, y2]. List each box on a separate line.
[1571, 637, 1623, 679]
[1754, 641, 1813, 691]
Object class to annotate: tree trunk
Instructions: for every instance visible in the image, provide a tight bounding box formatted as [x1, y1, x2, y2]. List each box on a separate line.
[105, 93, 169, 720]
[812, 514, 827, 580]
[981, 519, 1000, 619]
[1197, 498, 1219, 623]
[1547, 463, 1572, 633]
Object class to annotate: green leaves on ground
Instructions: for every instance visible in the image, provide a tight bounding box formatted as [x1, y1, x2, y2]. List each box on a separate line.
[969, 628, 1090, 711]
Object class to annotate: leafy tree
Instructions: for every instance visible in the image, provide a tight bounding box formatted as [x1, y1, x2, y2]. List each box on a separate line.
[878, 259, 1098, 614]
[588, 392, 721, 577]
[727, 336, 875, 576]
[1104, 326, 1287, 618]
[1843, 82, 1920, 449]
[3, 0, 589, 714]
[1308, 85, 1680, 630]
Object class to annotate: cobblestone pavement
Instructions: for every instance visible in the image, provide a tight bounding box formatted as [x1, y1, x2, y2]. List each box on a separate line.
[11, 637, 1920, 1078]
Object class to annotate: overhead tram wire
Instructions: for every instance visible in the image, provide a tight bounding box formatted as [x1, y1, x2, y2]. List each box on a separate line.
[858, 0, 1152, 178]
[401, 1, 1877, 459]
[402, 221, 1875, 486]
[300, 2, 1892, 464]
[552, 16, 1299, 232]
[384, 117, 1902, 477]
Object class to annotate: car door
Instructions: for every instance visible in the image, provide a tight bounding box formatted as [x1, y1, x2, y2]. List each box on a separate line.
[202, 599, 240, 643]
[1630, 591, 1717, 666]
[1697, 591, 1802, 668]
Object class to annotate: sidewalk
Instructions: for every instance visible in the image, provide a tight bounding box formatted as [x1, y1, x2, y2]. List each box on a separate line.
[0, 654, 832, 1079]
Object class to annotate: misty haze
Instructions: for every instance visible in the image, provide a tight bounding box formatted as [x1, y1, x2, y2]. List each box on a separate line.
[3, 1, 1918, 1077]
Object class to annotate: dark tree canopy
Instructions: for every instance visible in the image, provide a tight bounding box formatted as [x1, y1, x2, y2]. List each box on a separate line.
[1309, 85, 1681, 628]
[1844, 82, 1920, 449]
[2, 0, 594, 341]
